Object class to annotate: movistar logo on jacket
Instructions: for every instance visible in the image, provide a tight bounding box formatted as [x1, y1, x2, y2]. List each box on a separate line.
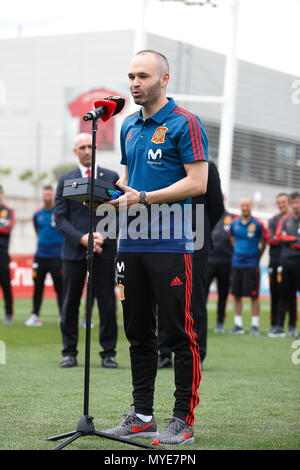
[148, 148, 162, 164]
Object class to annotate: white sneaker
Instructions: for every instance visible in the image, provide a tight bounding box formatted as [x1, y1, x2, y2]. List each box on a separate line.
[25, 314, 42, 327]
[81, 320, 95, 329]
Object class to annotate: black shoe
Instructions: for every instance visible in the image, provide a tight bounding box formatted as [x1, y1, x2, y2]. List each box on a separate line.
[158, 356, 173, 369]
[60, 356, 78, 368]
[268, 327, 286, 338]
[228, 325, 244, 335]
[102, 356, 118, 368]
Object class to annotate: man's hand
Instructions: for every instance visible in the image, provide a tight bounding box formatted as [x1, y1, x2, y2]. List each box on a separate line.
[106, 181, 140, 209]
[80, 232, 104, 253]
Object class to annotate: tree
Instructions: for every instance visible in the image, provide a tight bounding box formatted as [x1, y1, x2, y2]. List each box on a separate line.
[0, 167, 11, 176]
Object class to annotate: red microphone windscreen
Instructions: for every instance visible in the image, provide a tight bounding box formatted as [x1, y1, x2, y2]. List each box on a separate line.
[104, 96, 125, 116]
[93, 99, 117, 122]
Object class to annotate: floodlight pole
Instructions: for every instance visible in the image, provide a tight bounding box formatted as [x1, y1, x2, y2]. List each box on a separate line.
[34, 121, 41, 204]
[133, 0, 149, 53]
[127, 0, 150, 115]
[158, 0, 240, 201]
[217, 0, 239, 200]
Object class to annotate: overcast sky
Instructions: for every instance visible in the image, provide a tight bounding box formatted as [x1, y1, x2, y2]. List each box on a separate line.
[1, 0, 299, 76]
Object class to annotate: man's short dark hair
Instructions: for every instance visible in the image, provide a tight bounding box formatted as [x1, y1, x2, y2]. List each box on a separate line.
[0, 185, 3, 192]
[43, 185, 53, 191]
[276, 192, 289, 199]
[136, 49, 169, 73]
[289, 191, 300, 200]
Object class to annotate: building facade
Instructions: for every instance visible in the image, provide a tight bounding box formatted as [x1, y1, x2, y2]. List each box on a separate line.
[0, 30, 299, 253]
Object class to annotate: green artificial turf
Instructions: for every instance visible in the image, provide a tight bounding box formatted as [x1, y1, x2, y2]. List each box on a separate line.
[0, 298, 299, 450]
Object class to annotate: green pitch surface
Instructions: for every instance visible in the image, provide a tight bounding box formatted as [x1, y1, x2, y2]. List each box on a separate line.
[0, 298, 299, 450]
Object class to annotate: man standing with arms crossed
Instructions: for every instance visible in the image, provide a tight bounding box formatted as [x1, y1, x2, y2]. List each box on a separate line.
[102, 50, 208, 446]
[229, 197, 268, 335]
[270, 192, 300, 337]
[267, 193, 294, 335]
[205, 202, 234, 333]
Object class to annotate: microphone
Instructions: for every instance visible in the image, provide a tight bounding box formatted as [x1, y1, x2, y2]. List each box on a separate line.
[83, 96, 125, 122]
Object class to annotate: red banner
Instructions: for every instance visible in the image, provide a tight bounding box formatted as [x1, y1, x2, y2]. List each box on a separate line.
[0, 255, 56, 299]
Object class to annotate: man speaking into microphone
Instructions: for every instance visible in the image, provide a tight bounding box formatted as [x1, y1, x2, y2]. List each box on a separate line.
[55, 132, 119, 369]
[101, 50, 208, 446]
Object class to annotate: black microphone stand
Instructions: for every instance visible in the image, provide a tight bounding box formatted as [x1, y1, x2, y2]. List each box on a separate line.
[45, 117, 156, 450]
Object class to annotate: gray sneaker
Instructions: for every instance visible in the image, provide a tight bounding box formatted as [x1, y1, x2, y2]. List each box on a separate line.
[249, 326, 260, 336]
[81, 320, 94, 329]
[287, 327, 297, 337]
[152, 417, 194, 446]
[229, 325, 244, 335]
[3, 315, 13, 325]
[214, 323, 225, 333]
[101, 406, 158, 439]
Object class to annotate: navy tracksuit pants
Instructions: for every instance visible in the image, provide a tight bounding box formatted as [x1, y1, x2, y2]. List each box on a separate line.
[116, 252, 201, 426]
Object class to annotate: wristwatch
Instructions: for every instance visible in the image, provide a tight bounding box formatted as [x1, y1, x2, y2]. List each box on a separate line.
[139, 191, 150, 207]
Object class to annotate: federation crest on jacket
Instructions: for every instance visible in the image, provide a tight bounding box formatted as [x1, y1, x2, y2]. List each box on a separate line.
[248, 223, 256, 237]
[223, 215, 232, 232]
[151, 126, 168, 144]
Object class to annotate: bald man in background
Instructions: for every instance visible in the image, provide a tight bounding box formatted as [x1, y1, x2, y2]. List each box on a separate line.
[229, 197, 268, 335]
[55, 133, 119, 368]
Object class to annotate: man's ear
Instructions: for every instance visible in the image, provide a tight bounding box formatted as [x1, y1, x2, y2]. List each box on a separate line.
[161, 72, 170, 88]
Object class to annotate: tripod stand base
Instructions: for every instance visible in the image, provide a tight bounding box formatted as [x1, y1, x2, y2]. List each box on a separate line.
[45, 415, 158, 450]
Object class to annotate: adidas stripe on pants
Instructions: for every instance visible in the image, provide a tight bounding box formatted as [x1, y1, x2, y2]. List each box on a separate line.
[116, 252, 201, 426]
